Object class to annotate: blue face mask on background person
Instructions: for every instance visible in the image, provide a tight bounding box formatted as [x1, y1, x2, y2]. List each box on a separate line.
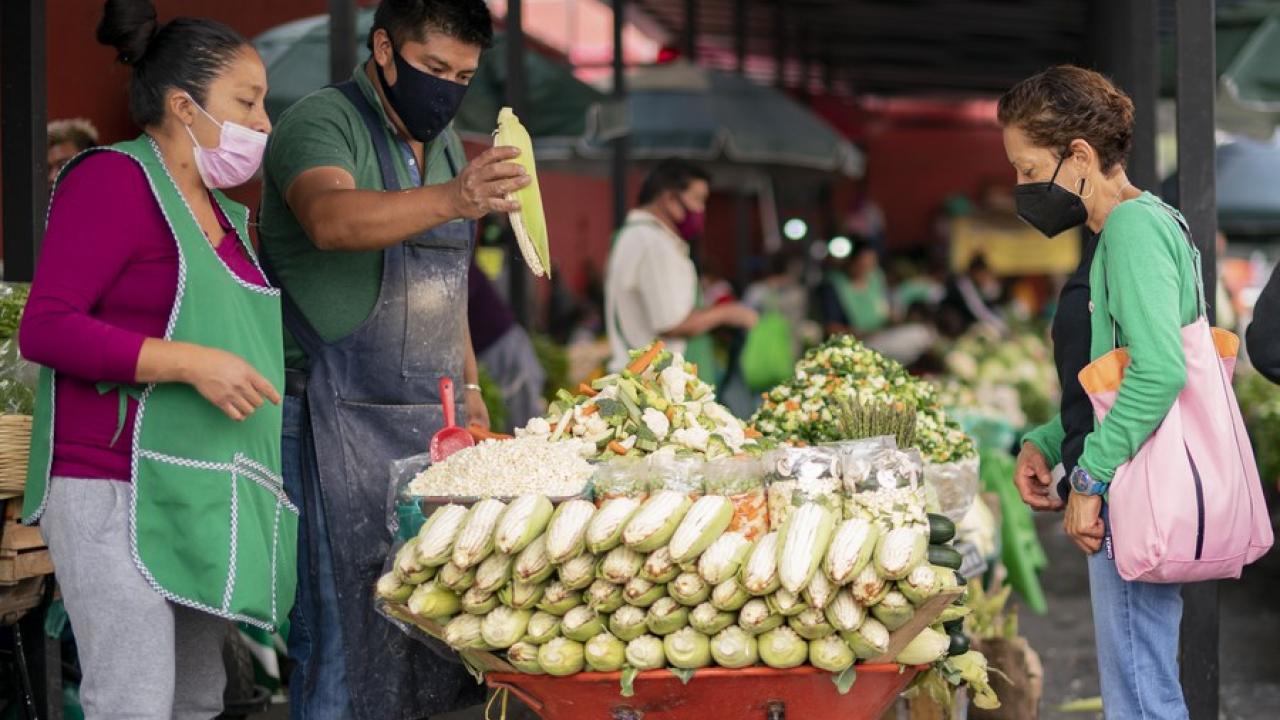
[1014, 155, 1089, 237]
[376, 47, 469, 143]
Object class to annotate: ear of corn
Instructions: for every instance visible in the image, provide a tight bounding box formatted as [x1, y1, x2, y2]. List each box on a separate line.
[557, 553, 597, 590]
[778, 502, 836, 595]
[474, 553, 514, 595]
[507, 642, 545, 674]
[767, 589, 808, 617]
[710, 579, 751, 612]
[600, 546, 646, 585]
[406, 581, 460, 619]
[669, 495, 735, 563]
[697, 531, 750, 586]
[522, 611, 562, 645]
[499, 579, 546, 611]
[664, 627, 713, 669]
[451, 499, 506, 570]
[376, 572, 415, 603]
[844, 617, 890, 659]
[851, 563, 890, 606]
[668, 572, 711, 607]
[803, 569, 835, 611]
[584, 579, 625, 613]
[481, 606, 534, 649]
[415, 504, 469, 567]
[873, 526, 928, 581]
[437, 561, 478, 593]
[808, 634, 855, 672]
[561, 606, 605, 642]
[537, 637, 586, 676]
[608, 605, 650, 641]
[623, 491, 693, 553]
[514, 535, 554, 584]
[824, 517, 880, 585]
[460, 586, 499, 615]
[545, 499, 596, 565]
[825, 589, 867, 633]
[535, 581, 581, 616]
[740, 531, 782, 596]
[895, 625, 950, 665]
[758, 626, 808, 669]
[870, 590, 915, 631]
[689, 602, 736, 635]
[584, 632, 628, 672]
[710, 626, 759, 669]
[625, 635, 667, 670]
[495, 495, 554, 555]
[640, 546, 681, 584]
[788, 607, 835, 640]
[899, 564, 941, 605]
[494, 107, 552, 279]
[737, 598, 784, 636]
[586, 497, 642, 554]
[623, 577, 668, 608]
[645, 597, 691, 636]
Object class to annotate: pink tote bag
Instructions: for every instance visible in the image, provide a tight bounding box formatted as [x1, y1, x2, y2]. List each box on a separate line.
[1080, 318, 1273, 583]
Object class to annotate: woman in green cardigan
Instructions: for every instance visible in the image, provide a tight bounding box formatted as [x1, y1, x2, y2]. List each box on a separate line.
[1002, 66, 1195, 719]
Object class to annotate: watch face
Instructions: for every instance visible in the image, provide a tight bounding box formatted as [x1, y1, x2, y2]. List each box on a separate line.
[1070, 468, 1091, 493]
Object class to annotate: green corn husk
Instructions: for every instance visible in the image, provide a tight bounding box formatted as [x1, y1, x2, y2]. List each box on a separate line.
[645, 597, 690, 636]
[824, 517, 879, 585]
[737, 598, 784, 636]
[522, 611, 562, 645]
[640, 546, 681, 584]
[697, 531, 750, 586]
[415, 504, 469, 567]
[689, 602, 736, 635]
[600, 546, 646, 585]
[608, 605, 650, 642]
[779, 502, 837, 595]
[710, 579, 751, 612]
[460, 586, 499, 615]
[669, 572, 711, 607]
[584, 632, 628, 672]
[561, 606, 605, 643]
[394, 540, 433, 584]
[937, 605, 972, 624]
[899, 564, 942, 606]
[825, 589, 867, 633]
[767, 589, 808, 617]
[586, 497, 642, 554]
[557, 553, 597, 591]
[443, 614, 490, 650]
[376, 572, 415, 603]
[808, 634, 855, 672]
[803, 570, 835, 611]
[507, 641, 546, 674]
[545, 499, 596, 565]
[452, 498, 506, 569]
[625, 634, 667, 671]
[623, 491, 693, 553]
[623, 577, 668, 608]
[495, 494, 555, 555]
[482, 606, 533, 649]
[407, 581, 460, 619]
[438, 561, 477, 593]
[664, 627, 712, 669]
[740, 531, 782, 596]
[788, 607, 835, 640]
[514, 535, 554, 584]
[536, 581, 581, 616]
[874, 526, 928, 581]
[895, 625, 950, 665]
[499, 580, 546, 611]
[851, 564, 890, 607]
[475, 553, 514, 595]
[871, 590, 914, 631]
[758, 626, 808, 669]
[537, 637, 585, 676]
[844, 617, 890, 660]
[669, 495, 735, 563]
[584, 579, 625, 613]
[710, 626, 759, 669]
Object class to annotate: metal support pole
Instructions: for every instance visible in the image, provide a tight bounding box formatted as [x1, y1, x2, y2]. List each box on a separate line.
[683, 0, 697, 62]
[735, 190, 751, 289]
[734, 0, 747, 74]
[1175, 1, 1218, 717]
[1125, 0, 1159, 191]
[612, 0, 629, 229]
[329, 0, 356, 83]
[506, 0, 531, 327]
[2, 0, 48, 282]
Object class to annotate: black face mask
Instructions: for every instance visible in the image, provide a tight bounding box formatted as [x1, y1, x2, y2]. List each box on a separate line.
[1014, 155, 1089, 237]
[376, 47, 469, 143]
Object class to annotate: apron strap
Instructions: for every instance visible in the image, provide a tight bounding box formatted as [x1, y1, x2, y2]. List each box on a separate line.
[334, 81, 402, 193]
[258, 248, 326, 359]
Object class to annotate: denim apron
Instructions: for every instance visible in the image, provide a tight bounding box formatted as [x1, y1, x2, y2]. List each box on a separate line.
[276, 82, 477, 720]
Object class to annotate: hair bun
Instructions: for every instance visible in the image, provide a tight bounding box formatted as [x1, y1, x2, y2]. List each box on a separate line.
[96, 0, 159, 66]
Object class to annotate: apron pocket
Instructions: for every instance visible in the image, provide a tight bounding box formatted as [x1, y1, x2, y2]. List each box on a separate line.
[400, 224, 470, 380]
[231, 455, 299, 627]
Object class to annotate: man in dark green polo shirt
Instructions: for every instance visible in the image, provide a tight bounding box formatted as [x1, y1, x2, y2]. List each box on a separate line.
[258, 2, 530, 719]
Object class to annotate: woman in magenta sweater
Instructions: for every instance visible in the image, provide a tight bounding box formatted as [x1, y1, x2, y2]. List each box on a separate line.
[19, 1, 291, 717]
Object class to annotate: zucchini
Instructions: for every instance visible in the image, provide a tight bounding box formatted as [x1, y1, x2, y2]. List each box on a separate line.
[928, 545, 963, 571]
[927, 514, 956, 544]
[947, 631, 971, 656]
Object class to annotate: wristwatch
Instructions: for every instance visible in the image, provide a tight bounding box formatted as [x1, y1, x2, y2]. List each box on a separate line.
[1069, 466, 1108, 496]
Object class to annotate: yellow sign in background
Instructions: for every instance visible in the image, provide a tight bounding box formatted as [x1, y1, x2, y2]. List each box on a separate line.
[950, 215, 1081, 276]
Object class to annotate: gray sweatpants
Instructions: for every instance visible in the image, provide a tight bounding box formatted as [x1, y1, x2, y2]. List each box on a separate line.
[40, 476, 228, 720]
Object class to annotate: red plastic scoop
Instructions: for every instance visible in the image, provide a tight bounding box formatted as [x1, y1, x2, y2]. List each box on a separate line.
[430, 377, 475, 463]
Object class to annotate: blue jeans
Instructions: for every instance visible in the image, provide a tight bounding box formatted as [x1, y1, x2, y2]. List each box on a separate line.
[1088, 530, 1189, 720]
[282, 396, 354, 719]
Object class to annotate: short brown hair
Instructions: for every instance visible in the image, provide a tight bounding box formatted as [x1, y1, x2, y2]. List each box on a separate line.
[47, 118, 99, 152]
[997, 65, 1135, 173]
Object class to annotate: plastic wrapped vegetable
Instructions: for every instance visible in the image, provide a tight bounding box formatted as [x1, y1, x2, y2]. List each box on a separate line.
[560, 606, 605, 643]
[803, 570, 835, 611]
[584, 579, 624, 613]
[451, 498, 505, 569]
[870, 590, 914, 631]
[536, 581, 581, 616]
[710, 579, 750, 612]
[787, 607, 834, 640]
[586, 496, 641, 553]
[737, 598, 784, 636]
[482, 607, 533, 649]
[609, 605, 650, 642]
[557, 553, 597, 591]
[623, 491, 693, 552]
[494, 495, 554, 555]
[437, 561, 477, 593]
[710, 626, 759, 669]
[824, 517, 879, 585]
[443, 614, 489, 650]
[537, 637, 585, 676]
[460, 586, 499, 615]
[851, 564, 890, 607]
[406, 581, 459, 619]
[844, 617, 890, 659]
[689, 602, 736, 635]
[740, 532, 782, 596]
[415, 504, 469, 567]
[507, 641, 545, 674]
[808, 635, 855, 672]
[545, 499, 596, 565]
[498, 580, 546, 611]
[623, 577, 667, 608]
[600, 546, 646, 585]
[640, 546, 680, 584]
[668, 495, 734, 563]
[895, 626, 950, 665]
[514, 535, 554, 584]
[375, 572, 415, 603]
[899, 564, 942, 606]
[591, 457, 649, 507]
[779, 502, 836, 594]
[664, 627, 712, 669]
[669, 572, 710, 607]
[874, 526, 928, 580]
[704, 455, 769, 541]
[522, 611, 561, 645]
[825, 590, 867, 633]
[758, 626, 808, 669]
[648, 453, 704, 498]
[697, 532, 750, 586]
[474, 553, 514, 595]
[645, 597, 690, 636]
[584, 632, 627, 672]
[625, 634, 667, 671]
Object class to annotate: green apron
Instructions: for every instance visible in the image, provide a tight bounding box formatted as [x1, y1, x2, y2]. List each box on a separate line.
[826, 267, 890, 334]
[23, 136, 296, 631]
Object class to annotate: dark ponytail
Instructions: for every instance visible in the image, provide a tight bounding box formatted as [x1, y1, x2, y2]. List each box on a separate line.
[97, 0, 249, 127]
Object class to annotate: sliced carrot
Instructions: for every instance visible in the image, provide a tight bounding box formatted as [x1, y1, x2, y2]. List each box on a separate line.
[581, 404, 599, 416]
[578, 383, 598, 397]
[665, 406, 676, 422]
[608, 440, 629, 456]
[626, 340, 666, 375]
[744, 427, 762, 439]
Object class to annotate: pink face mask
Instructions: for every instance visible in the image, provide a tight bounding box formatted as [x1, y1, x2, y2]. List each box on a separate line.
[675, 199, 706, 241]
[183, 96, 268, 189]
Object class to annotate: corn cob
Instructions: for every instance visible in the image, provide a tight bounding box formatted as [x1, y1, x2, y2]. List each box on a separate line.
[474, 553, 514, 595]
[437, 561, 477, 593]
[710, 579, 750, 612]
[498, 579, 546, 611]
[406, 581, 460, 619]
[494, 494, 554, 555]
[640, 546, 681, 584]
[778, 502, 836, 595]
[623, 491, 693, 553]
[767, 588, 808, 617]
[535, 581, 581, 616]
[623, 577, 668, 608]
[451, 499, 506, 570]
[870, 590, 914, 631]
[874, 526, 928, 580]
[415, 504, 469, 567]
[443, 613, 488, 650]
[825, 589, 867, 633]
[698, 531, 750, 586]
[788, 607, 835, 640]
[586, 496, 642, 554]
[482, 606, 533, 650]
[545, 499, 596, 565]
[494, 107, 552, 278]
[376, 572, 415, 603]
[600, 545, 646, 585]
[669, 572, 711, 607]
[557, 553, 597, 590]
[460, 586, 499, 615]
[803, 568, 835, 610]
[824, 517, 880, 586]
[668, 495, 734, 563]
[740, 531, 782, 596]
[851, 563, 890, 606]
[514, 535, 554, 584]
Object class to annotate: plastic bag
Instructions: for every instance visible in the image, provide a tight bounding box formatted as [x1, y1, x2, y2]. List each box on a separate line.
[0, 339, 37, 415]
[924, 455, 980, 522]
[388, 452, 435, 542]
[703, 455, 769, 540]
[647, 452, 704, 499]
[591, 456, 650, 507]
[765, 447, 841, 530]
[824, 436, 898, 494]
[740, 309, 796, 391]
[0, 283, 30, 343]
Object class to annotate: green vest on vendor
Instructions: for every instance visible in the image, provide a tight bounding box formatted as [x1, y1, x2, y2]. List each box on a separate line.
[23, 136, 297, 631]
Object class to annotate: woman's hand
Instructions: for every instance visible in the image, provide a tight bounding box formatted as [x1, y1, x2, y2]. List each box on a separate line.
[465, 387, 491, 431]
[1014, 442, 1064, 512]
[184, 346, 281, 421]
[1064, 491, 1105, 555]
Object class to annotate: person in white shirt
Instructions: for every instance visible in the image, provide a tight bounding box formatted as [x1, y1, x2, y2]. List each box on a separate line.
[605, 160, 758, 371]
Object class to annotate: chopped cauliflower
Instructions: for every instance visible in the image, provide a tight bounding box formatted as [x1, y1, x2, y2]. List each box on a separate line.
[671, 426, 710, 452]
[642, 407, 671, 440]
[520, 416, 551, 436]
[659, 365, 692, 403]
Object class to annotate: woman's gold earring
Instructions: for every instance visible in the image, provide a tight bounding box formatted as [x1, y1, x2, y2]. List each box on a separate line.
[1079, 176, 1095, 201]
